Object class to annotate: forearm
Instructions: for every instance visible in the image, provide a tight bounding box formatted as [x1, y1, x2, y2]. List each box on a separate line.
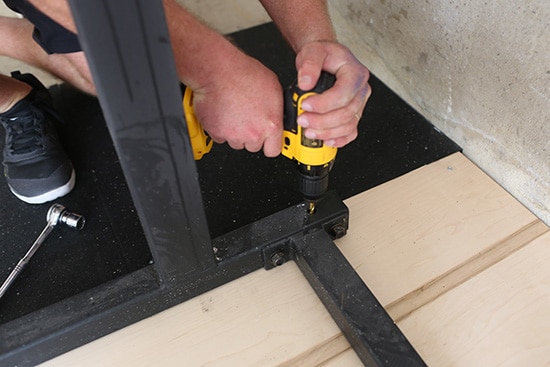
[258, 0, 336, 52]
[162, 0, 243, 90]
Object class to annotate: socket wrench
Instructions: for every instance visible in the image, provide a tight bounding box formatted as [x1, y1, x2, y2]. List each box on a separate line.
[0, 204, 85, 300]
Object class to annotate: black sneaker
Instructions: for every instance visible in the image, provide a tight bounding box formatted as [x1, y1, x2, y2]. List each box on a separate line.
[0, 71, 74, 204]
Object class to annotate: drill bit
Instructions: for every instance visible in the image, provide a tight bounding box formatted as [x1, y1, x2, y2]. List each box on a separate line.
[307, 200, 317, 215]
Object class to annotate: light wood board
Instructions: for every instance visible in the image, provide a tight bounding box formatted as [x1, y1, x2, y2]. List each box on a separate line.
[42, 153, 549, 366]
[399, 231, 550, 367]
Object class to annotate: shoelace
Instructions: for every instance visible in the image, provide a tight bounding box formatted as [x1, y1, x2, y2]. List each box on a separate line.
[1, 107, 46, 155]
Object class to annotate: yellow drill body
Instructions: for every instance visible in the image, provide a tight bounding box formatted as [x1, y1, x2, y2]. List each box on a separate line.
[182, 72, 337, 213]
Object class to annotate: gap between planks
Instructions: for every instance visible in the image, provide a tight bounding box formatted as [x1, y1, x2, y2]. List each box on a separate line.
[299, 219, 549, 367]
[278, 334, 351, 367]
[386, 219, 549, 322]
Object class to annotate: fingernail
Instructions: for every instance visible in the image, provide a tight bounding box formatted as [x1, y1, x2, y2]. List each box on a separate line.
[298, 115, 309, 127]
[301, 101, 313, 112]
[299, 75, 312, 87]
[305, 130, 316, 139]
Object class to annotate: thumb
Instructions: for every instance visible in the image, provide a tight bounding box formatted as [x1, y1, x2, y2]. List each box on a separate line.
[296, 43, 326, 90]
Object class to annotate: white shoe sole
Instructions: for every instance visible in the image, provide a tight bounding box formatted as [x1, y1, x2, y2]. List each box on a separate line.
[11, 170, 76, 204]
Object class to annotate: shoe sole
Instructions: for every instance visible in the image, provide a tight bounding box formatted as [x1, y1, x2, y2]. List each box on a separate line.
[10, 170, 76, 204]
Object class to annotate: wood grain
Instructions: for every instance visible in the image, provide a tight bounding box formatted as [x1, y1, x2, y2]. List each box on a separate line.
[386, 220, 548, 321]
[41, 263, 345, 367]
[336, 153, 541, 308]
[398, 231, 550, 367]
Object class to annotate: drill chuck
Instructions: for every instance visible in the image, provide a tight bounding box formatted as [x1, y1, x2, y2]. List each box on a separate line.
[298, 161, 334, 201]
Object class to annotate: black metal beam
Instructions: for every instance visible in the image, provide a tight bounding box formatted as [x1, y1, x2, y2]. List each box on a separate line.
[68, 0, 214, 280]
[294, 230, 426, 366]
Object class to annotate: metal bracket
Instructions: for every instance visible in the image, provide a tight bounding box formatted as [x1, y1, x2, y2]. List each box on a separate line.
[211, 191, 424, 366]
[0, 194, 424, 367]
[211, 191, 348, 271]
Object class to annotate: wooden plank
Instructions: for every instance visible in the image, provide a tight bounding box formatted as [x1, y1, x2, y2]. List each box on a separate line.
[319, 348, 363, 367]
[398, 231, 550, 367]
[280, 334, 351, 367]
[42, 153, 545, 366]
[40, 263, 345, 367]
[336, 153, 543, 314]
[387, 220, 549, 321]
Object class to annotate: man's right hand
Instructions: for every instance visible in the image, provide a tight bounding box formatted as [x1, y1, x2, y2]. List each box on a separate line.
[189, 50, 284, 157]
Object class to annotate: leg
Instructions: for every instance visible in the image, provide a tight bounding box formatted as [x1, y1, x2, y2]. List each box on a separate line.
[0, 16, 95, 94]
[0, 73, 32, 112]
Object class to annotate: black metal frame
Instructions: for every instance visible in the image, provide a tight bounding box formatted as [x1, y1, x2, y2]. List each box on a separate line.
[0, 1, 425, 365]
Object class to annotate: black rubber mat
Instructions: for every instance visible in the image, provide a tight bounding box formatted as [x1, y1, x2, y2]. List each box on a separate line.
[0, 22, 460, 323]
[197, 23, 461, 237]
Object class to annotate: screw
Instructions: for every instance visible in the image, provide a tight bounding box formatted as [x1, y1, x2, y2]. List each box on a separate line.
[271, 251, 286, 267]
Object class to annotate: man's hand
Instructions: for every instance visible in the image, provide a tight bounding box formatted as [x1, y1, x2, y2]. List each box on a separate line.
[294, 41, 371, 148]
[190, 51, 284, 157]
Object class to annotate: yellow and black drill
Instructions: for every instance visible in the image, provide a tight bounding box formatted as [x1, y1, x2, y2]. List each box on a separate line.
[281, 71, 336, 214]
[182, 71, 337, 214]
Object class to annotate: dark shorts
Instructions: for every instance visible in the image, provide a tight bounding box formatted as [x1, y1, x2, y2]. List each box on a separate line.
[3, 0, 81, 54]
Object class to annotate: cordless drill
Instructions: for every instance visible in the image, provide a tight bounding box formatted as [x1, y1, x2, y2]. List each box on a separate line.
[182, 71, 337, 214]
[281, 71, 336, 214]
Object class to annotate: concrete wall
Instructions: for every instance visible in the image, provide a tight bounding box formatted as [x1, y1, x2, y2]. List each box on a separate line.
[327, 0, 549, 224]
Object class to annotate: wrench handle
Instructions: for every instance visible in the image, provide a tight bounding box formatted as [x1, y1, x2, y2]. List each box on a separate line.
[0, 261, 28, 299]
[0, 224, 54, 300]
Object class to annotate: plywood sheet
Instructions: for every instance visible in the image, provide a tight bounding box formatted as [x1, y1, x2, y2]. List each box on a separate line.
[320, 349, 363, 367]
[398, 231, 550, 367]
[336, 153, 542, 316]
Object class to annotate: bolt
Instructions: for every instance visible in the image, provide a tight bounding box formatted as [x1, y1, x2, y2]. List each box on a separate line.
[271, 251, 286, 267]
[330, 223, 347, 239]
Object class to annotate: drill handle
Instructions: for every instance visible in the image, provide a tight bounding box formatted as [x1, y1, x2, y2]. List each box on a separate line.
[183, 87, 213, 160]
[282, 71, 337, 166]
[283, 71, 336, 133]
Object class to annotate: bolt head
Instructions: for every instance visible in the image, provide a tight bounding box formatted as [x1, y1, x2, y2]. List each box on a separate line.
[330, 224, 347, 239]
[271, 252, 286, 267]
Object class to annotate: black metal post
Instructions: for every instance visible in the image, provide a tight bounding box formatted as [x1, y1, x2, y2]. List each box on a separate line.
[68, 0, 214, 280]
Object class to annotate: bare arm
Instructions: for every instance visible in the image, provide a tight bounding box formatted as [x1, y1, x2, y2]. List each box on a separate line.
[28, 0, 368, 151]
[162, 0, 283, 156]
[258, 0, 336, 51]
[29, 0, 284, 157]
